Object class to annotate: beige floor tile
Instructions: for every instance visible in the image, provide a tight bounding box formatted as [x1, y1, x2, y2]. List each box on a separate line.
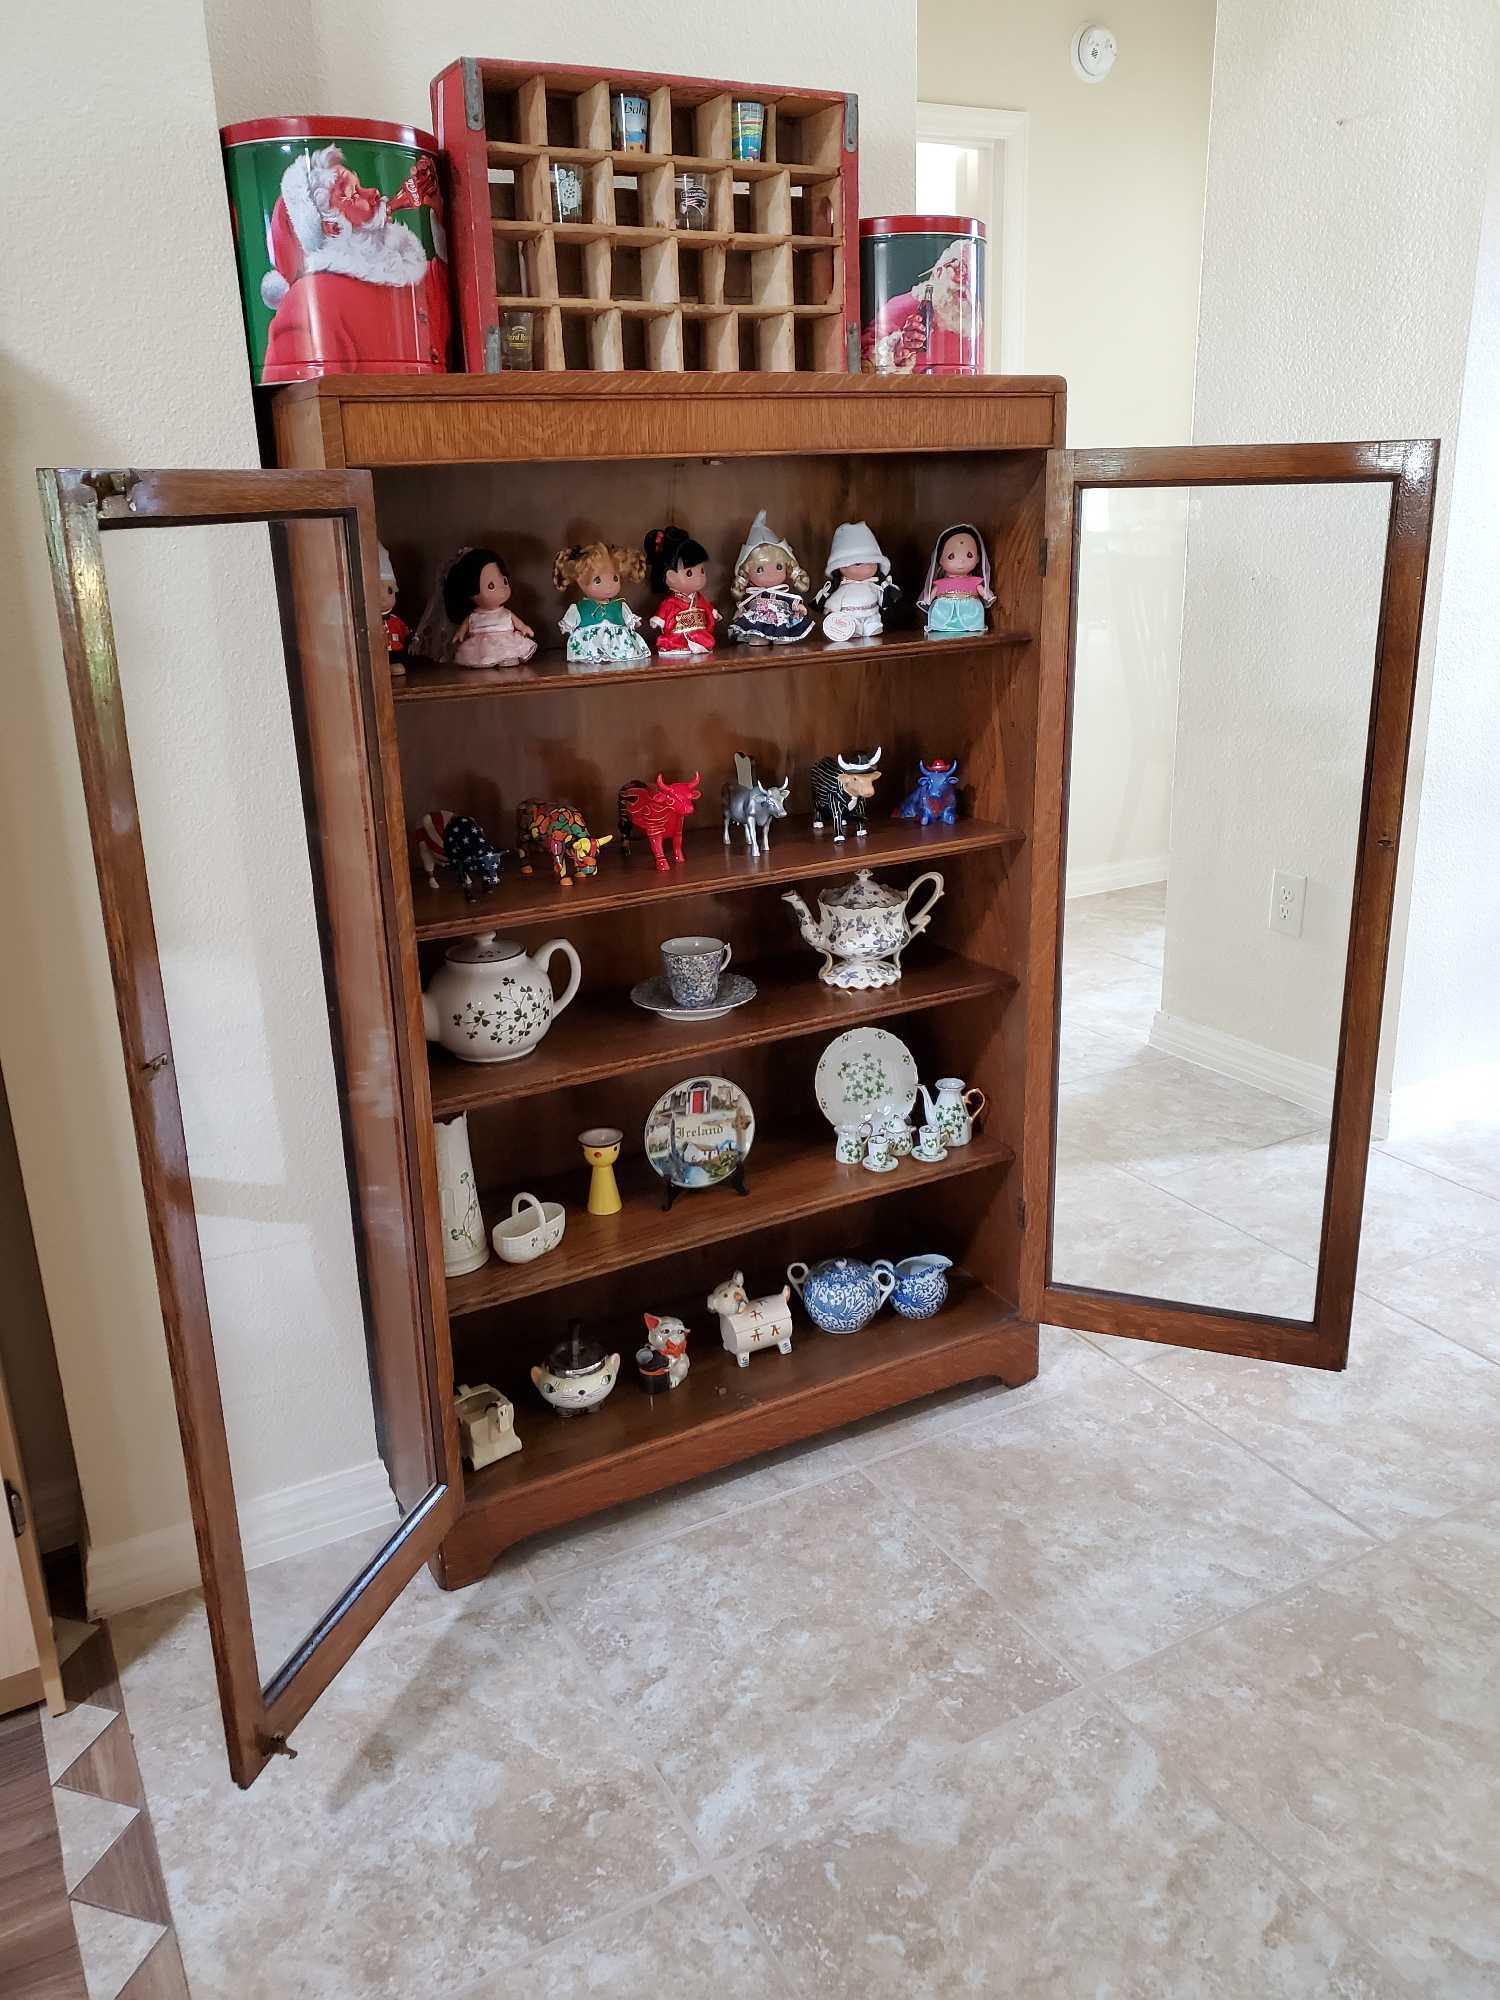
[52, 1788, 138, 1893]
[1065, 897, 1167, 969]
[543, 1471, 1075, 1857]
[523, 1429, 859, 1582]
[1153, 1138, 1500, 1285]
[1058, 1047, 1322, 1181]
[1129, 1295, 1500, 1534]
[459, 1879, 780, 2000]
[735, 1693, 1404, 2000]
[39, 1700, 115, 1783]
[1058, 1020, 1136, 1082]
[71, 1901, 166, 2000]
[1058, 948, 1167, 1042]
[1359, 1238, 1500, 1364]
[869, 1369, 1372, 1677]
[133, 1593, 699, 1999]
[109, 1591, 221, 1733]
[1397, 1497, 1500, 1618]
[1380, 1115, 1500, 1202]
[1114, 1551, 1500, 1998]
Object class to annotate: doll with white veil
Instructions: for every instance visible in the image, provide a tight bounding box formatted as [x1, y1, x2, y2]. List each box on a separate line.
[814, 521, 899, 642]
[411, 547, 537, 673]
[726, 511, 814, 645]
[916, 523, 995, 639]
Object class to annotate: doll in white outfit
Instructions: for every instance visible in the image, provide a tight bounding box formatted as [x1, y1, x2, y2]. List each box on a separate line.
[815, 521, 899, 642]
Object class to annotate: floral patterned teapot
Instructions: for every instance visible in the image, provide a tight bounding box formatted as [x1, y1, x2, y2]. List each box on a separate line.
[782, 867, 944, 990]
[423, 932, 581, 1065]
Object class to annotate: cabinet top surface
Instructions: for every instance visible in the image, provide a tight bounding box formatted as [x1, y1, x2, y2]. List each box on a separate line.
[274, 370, 1067, 406]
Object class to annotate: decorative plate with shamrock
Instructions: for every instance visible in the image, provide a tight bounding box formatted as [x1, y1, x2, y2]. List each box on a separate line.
[813, 1027, 919, 1130]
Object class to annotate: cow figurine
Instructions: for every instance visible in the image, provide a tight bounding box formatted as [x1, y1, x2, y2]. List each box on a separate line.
[617, 772, 701, 872]
[417, 810, 507, 900]
[707, 1270, 794, 1368]
[810, 746, 882, 843]
[516, 798, 613, 886]
[722, 751, 791, 857]
[893, 758, 961, 828]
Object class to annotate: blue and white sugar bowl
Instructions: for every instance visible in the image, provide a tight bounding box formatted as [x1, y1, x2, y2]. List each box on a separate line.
[786, 1256, 895, 1335]
[873, 1253, 953, 1320]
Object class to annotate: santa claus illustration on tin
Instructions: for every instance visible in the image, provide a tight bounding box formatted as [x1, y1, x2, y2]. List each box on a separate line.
[861, 237, 980, 376]
[258, 145, 451, 380]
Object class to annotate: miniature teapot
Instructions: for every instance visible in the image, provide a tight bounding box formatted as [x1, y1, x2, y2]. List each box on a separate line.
[531, 1327, 620, 1415]
[423, 932, 581, 1065]
[786, 1256, 895, 1334]
[782, 868, 944, 991]
[916, 1077, 987, 1148]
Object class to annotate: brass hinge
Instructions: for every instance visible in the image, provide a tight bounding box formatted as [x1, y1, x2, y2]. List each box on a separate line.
[261, 1733, 299, 1762]
[844, 94, 859, 152]
[1039, 537, 1049, 577]
[5, 1480, 25, 1539]
[462, 57, 484, 132]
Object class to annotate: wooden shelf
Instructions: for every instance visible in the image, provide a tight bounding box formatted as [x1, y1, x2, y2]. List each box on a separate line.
[461, 1272, 1023, 1510]
[428, 951, 1014, 1115]
[393, 627, 1032, 705]
[447, 1129, 1016, 1318]
[413, 818, 1025, 942]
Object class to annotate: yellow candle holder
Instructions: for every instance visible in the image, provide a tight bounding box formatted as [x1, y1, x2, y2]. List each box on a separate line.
[579, 1126, 624, 1216]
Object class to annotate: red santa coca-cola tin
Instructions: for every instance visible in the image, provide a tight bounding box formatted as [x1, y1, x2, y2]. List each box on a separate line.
[859, 214, 986, 376]
[221, 115, 452, 384]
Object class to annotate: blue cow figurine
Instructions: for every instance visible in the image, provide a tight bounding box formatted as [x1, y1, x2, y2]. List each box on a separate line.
[417, 810, 507, 900]
[893, 758, 961, 827]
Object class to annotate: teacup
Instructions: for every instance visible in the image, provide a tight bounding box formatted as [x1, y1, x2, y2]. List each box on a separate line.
[834, 1121, 868, 1165]
[862, 1129, 896, 1172]
[661, 935, 732, 1009]
[913, 1125, 948, 1163]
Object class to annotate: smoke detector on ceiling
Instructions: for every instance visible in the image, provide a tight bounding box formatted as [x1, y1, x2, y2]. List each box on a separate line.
[1072, 24, 1118, 82]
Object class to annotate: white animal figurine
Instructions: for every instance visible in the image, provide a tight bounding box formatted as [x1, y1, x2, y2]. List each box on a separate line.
[707, 1270, 794, 1368]
[642, 1311, 691, 1387]
[454, 1383, 522, 1469]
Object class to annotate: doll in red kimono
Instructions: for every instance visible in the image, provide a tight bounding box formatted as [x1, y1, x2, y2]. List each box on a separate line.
[645, 525, 718, 656]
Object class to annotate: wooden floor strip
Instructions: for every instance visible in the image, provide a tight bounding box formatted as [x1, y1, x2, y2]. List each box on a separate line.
[0, 1706, 86, 1999]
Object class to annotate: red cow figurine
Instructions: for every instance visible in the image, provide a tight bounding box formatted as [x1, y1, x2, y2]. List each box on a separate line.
[516, 798, 613, 887]
[617, 772, 702, 872]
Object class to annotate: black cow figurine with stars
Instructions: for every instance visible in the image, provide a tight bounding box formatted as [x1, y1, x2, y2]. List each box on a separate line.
[417, 810, 508, 901]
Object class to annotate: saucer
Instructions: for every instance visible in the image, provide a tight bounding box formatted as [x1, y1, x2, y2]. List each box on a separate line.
[860, 1155, 902, 1174]
[630, 972, 757, 1023]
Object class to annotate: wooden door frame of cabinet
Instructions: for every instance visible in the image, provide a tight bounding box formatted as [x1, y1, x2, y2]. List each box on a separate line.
[1023, 439, 1438, 1369]
[38, 466, 461, 1787]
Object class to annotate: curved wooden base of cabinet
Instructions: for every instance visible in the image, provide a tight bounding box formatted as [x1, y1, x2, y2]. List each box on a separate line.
[431, 1284, 1036, 1589]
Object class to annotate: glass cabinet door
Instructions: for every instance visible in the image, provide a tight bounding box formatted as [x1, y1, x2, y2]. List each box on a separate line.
[40, 467, 461, 1787]
[1024, 442, 1437, 1368]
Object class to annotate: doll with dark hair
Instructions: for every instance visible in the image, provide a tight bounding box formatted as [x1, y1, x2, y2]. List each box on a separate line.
[645, 524, 719, 656]
[916, 524, 995, 639]
[442, 547, 536, 668]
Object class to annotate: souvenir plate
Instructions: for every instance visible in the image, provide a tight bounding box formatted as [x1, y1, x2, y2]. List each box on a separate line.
[814, 1027, 919, 1130]
[644, 1075, 756, 1190]
[630, 972, 757, 1022]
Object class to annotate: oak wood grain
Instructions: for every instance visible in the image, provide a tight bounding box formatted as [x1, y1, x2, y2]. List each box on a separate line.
[0, 1706, 85, 1999]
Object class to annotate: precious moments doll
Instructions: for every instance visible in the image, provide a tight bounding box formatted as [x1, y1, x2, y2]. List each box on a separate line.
[726, 510, 814, 646]
[917, 524, 995, 639]
[441, 547, 537, 670]
[645, 525, 718, 656]
[815, 521, 899, 642]
[554, 542, 651, 668]
[377, 542, 410, 672]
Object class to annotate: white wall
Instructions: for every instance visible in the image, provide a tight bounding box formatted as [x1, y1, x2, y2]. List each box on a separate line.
[1161, 0, 1500, 1102]
[4, 2, 914, 1615]
[919, 0, 1215, 889]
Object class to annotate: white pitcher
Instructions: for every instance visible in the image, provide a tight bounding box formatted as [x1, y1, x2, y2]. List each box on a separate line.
[433, 1114, 488, 1275]
[916, 1076, 988, 1148]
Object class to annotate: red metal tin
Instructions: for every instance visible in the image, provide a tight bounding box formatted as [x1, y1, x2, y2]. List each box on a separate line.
[859, 214, 986, 376]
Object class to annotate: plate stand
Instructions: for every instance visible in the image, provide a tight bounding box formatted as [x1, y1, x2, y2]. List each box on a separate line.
[660, 1163, 750, 1213]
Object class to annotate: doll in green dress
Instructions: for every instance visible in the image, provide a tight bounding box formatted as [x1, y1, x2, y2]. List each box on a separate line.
[554, 541, 651, 669]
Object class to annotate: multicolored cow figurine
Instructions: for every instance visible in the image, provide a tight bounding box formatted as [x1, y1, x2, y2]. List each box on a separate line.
[893, 757, 961, 827]
[810, 746, 882, 843]
[617, 772, 701, 871]
[515, 798, 613, 886]
[416, 810, 507, 900]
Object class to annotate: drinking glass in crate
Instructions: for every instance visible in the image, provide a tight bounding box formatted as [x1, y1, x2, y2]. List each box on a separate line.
[675, 173, 709, 231]
[551, 162, 585, 223]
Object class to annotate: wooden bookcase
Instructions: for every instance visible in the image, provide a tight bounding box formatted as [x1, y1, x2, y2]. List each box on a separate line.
[274, 372, 1055, 1587]
[432, 59, 858, 375]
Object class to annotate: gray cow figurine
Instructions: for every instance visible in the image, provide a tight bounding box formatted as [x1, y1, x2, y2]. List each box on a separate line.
[810, 746, 883, 843]
[722, 754, 791, 857]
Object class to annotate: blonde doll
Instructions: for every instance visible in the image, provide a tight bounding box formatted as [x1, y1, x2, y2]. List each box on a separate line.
[554, 542, 651, 668]
[726, 510, 814, 645]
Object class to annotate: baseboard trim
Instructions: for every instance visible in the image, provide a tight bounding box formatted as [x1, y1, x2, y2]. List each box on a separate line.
[1066, 854, 1169, 900]
[85, 1459, 399, 1619]
[1149, 1010, 1391, 1140]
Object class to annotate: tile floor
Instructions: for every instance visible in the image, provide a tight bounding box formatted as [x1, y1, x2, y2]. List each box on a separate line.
[102, 884, 1500, 1997]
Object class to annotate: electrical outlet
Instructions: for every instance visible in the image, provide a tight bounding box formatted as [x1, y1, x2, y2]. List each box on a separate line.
[1270, 870, 1306, 937]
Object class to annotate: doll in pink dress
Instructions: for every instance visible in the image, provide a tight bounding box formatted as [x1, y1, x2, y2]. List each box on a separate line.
[434, 547, 537, 671]
[917, 523, 996, 639]
[645, 525, 719, 655]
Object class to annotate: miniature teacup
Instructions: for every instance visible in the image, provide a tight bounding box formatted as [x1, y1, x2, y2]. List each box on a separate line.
[834, 1121, 869, 1165]
[661, 935, 733, 1009]
[492, 1191, 567, 1264]
[913, 1124, 948, 1163]
[862, 1129, 896, 1172]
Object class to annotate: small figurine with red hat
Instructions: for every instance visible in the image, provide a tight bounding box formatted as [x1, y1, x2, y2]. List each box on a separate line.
[893, 758, 961, 827]
[377, 543, 410, 673]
